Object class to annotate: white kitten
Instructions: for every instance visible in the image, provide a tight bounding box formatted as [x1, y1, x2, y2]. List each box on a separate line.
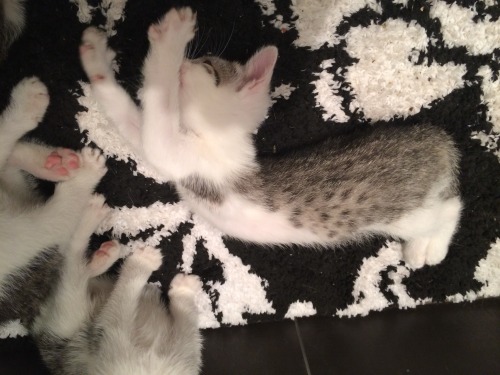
[0, 77, 107, 324]
[32, 203, 203, 375]
[79, 8, 461, 269]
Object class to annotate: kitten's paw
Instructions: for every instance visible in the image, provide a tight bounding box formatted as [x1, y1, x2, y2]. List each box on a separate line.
[77, 147, 107, 180]
[403, 236, 450, 269]
[148, 7, 196, 45]
[130, 246, 163, 272]
[169, 273, 202, 296]
[43, 148, 80, 180]
[88, 240, 121, 277]
[80, 27, 115, 83]
[10, 77, 49, 130]
[403, 238, 429, 269]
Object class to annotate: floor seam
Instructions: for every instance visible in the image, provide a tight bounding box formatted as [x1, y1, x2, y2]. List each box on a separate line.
[294, 319, 312, 375]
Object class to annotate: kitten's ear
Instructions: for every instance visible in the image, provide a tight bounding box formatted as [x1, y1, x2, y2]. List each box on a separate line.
[239, 46, 278, 93]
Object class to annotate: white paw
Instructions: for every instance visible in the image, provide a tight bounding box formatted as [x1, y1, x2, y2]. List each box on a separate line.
[88, 240, 121, 277]
[403, 237, 449, 269]
[424, 238, 449, 266]
[148, 7, 196, 45]
[10, 77, 49, 130]
[77, 147, 107, 180]
[169, 273, 202, 296]
[403, 238, 429, 269]
[80, 27, 115, 82]
[130, 246, 163, 271]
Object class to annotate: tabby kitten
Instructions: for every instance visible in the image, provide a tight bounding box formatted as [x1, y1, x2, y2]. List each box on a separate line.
[79, 7, 461, 269]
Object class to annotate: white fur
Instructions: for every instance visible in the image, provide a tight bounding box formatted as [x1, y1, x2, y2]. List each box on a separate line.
[33, 229, 202, 375]
[2, 0, 25, 35]
[0, 77, 107, 297]
[79, 8, 460, 269]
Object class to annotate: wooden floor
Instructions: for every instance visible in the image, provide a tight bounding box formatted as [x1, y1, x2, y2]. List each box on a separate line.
[1, 298, 499, 375]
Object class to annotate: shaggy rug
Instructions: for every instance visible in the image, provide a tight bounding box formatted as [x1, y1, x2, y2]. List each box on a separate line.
[0, 0, 499, 336]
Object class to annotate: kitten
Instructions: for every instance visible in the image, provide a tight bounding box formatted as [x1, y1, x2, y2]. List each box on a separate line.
[79, 7, 462, 269]
[0, 0, 25, 62]
[0, 76, 108, 325]
[32, 202, 203, 375]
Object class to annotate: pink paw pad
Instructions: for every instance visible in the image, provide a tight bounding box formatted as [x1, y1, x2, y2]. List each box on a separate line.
[94, 240, 115, 257]
[44, 150, 79, 177]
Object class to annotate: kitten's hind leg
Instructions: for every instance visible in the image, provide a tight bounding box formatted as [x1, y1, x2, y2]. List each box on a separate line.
[80, 27, 142, 152]
[8, 142, 79, 181]
[0, 77, 49, 169]
[97, 246, 162, 330]
[402, 197, 462, 268]
[424, 197, 462, 266]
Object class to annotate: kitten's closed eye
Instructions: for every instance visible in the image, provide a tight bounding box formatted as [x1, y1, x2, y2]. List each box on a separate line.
[202, 59, 221, 86]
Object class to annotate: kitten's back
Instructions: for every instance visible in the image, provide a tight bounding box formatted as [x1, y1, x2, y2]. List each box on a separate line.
[256, 125, 459, 238]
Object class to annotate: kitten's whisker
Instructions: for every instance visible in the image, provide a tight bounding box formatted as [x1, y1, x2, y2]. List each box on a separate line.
[219, 19, 236, 57]
[196, 27, 212, 57]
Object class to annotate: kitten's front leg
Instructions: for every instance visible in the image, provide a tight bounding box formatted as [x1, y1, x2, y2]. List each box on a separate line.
[141, 8, 196, 175]
[0, 77, 49, 169]
[80, 27, 142, 152]
[8, 142, 79, 181]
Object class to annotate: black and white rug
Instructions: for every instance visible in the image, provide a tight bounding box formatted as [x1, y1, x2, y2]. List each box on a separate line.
[0, 0, 499, 336]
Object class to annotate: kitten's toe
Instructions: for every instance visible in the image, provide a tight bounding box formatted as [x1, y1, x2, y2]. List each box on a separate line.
[423, 237, 449, 266]
[149, 7, 196, 43]
[79, 147, 108, 179]
[402, 238, 429, 269]
[178, 7, 197, 27]
[11, 77, 50, 127]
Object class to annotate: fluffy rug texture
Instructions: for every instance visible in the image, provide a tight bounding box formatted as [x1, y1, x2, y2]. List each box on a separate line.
[0, 0, 499, 336]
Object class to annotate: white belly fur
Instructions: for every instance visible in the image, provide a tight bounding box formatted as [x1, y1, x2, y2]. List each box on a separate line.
[187, 193, 323, 245]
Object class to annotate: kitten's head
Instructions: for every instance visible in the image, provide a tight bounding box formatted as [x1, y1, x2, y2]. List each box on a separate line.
[179, 46, 278, 135]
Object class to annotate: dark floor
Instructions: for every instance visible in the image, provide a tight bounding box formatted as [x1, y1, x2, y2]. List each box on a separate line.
[1, 298, 499, 375]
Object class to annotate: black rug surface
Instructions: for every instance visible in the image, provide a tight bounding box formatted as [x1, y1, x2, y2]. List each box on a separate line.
[0, 0, 499, 334]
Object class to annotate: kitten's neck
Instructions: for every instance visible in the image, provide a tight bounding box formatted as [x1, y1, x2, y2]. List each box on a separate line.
[189, 126, 258, 185]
